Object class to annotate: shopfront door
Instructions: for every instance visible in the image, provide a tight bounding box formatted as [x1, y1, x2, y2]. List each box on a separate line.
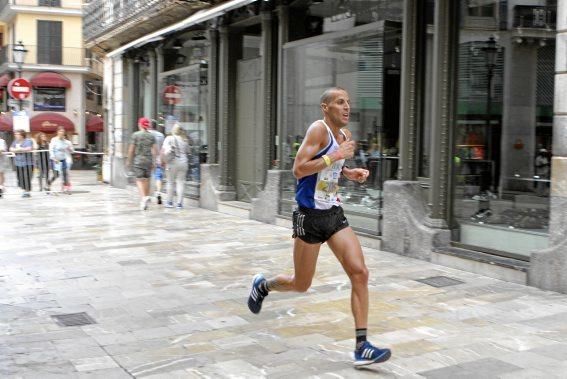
[236, 57, 263, 202]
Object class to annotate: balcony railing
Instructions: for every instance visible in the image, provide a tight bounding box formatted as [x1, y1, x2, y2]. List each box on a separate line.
[84, 0, 209, 43]
[513, 5, 556, 29]
[0, 0, 81, 9]
[0, 45, 88, 67]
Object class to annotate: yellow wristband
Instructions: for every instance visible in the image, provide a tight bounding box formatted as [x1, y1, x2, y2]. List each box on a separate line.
[322, 154, 331, 167]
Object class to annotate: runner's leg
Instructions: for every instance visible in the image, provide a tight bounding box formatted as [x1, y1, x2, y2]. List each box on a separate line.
[266, 238, 321, 292]
[327, 227, 369, 328]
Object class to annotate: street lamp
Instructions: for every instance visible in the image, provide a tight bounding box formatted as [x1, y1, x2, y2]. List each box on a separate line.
[13, 41, 27, 77]
[482, 36, 497, 190]
[12, 41, 27, 111]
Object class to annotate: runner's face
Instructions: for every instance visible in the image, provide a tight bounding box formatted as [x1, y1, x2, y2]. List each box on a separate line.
[323, 90, 350, 127]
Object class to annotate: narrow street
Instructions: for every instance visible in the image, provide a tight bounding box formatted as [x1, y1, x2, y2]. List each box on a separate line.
[1, 172, 567, 378]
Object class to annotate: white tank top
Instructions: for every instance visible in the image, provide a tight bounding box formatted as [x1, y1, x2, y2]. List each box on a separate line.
[314, 121, 346, 209]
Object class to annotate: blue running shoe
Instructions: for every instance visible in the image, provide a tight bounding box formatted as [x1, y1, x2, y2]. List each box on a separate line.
[248, 274, 268, 314]
[354, 341, 391, 367]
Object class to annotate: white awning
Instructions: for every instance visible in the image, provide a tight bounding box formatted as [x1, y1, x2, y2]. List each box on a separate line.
[107, 0, 257, 58]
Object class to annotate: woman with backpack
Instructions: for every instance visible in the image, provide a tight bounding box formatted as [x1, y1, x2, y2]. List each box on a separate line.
[161, 123, 190, 209]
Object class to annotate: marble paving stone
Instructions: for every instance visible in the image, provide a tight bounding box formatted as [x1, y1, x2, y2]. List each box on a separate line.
[3, 172, 567, 377]
[71, 356, 120, 371]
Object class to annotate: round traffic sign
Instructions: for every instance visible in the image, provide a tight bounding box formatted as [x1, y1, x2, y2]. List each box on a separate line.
[7, 78, 31, 100]
[162, 85, 181, 105]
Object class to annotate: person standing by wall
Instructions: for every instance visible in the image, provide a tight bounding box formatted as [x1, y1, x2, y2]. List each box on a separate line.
[9, 130, 34, 197]
[161, 123, 189, 209]
[127, 117, 157, 211]
[49, 126, 74, 194]
[35, 132, 51, 192]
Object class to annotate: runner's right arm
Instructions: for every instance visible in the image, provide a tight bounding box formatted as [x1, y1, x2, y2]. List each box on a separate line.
[293, 121, 355, 179]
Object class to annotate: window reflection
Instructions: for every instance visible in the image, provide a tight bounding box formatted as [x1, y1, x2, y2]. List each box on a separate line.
[453, 0, 555, 257]
[280, 22, 402, 235]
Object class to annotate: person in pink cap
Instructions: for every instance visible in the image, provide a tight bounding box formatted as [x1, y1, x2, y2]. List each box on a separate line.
[126, 117, 157, 210]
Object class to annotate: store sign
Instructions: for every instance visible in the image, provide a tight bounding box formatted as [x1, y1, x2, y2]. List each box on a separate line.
[7, 78, 31, 100]
[162, 85, 182, 105]
[323, 11, 356, 33]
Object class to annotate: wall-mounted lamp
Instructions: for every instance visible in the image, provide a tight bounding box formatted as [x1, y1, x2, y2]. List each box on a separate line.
[172, 39, 184, 50]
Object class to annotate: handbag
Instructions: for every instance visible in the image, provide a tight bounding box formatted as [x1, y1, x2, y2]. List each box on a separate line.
[164, 138, 177, 163]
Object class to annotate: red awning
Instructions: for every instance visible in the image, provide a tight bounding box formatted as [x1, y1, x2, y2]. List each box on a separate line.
[86, 115, 103, 132]
[0, 74, 11, 87]
[30, 113, 74, 133]
[30, 72, 71, 88]
[0, 114, 12, 132]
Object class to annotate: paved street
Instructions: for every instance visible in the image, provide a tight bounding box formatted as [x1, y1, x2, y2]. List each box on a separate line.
[2, 172, 567, 378]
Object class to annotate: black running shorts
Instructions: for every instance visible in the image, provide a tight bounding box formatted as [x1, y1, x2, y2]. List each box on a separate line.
[292, 205, 349, 244]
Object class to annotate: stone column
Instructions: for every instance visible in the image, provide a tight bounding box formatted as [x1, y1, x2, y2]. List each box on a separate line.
[427, 0, 458, 224]
[155, 46, 164, 124]
[148, 49, 157, 122]
[381, 0, 452, 256]
[529, 2, 567, 292]
[126, 57, 138, 148]
[261, 10, 274, 177]
[276, 3, 289, 167]
[398, 0, 422, 181]
[207, 26, 219, 163]
[218, 24, 235, 192]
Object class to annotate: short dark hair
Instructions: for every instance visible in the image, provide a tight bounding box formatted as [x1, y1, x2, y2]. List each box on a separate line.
[14, 129, 26, 136]
[320, 87, 347, 105]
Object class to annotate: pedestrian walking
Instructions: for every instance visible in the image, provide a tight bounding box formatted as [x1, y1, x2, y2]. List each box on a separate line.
[35, 132, 51, 192]
[161, 123, 189, 209]
[126, 117, 157, 211]
[0, 136, 8, 198]
[148, 120, 165, 205]
[9, 129, 34, 197]
[247, 87, 391, 367]
[49, 126, 74, 194]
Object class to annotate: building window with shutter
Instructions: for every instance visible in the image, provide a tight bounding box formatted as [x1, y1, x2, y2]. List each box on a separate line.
[37, 20, 62, 65]
[39, 0, 61, 6]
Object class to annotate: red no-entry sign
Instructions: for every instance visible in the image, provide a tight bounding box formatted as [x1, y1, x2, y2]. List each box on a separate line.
[7, 78, 31, 100]
[162, 85, 181, 105]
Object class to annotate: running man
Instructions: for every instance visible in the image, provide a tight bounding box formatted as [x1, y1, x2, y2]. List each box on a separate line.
[247, 87, 391, 367]
[126, 117, 157, 210]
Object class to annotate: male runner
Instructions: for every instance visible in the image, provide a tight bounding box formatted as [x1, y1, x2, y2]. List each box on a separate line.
[248, 87, 391, 367]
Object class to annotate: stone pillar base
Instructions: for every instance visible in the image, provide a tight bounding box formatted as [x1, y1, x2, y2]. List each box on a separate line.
[200, 164, 236, 211]
[251, 170, 282, 224]
[111, 156, 128, 189]
[381, 180, 450, 260]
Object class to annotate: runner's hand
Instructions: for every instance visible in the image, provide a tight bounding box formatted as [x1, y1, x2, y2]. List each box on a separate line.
[345, 168, 369, 183]
[337, 140, 355, 160]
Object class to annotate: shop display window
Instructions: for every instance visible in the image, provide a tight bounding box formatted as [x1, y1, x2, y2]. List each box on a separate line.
[453, 0, 555, 258]
[280, 21, 402, 235]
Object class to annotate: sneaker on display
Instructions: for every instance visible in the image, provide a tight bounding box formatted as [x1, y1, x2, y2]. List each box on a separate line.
[354, 341, 391, 367]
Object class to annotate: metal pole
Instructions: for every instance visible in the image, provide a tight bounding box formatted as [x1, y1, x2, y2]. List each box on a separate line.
[18, 67, 22, 112]
[486, 65, 493, 190]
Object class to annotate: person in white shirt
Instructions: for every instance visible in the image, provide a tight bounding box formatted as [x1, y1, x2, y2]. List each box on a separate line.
[161, 123, 190, 209]
[49, 126, 74, 193]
